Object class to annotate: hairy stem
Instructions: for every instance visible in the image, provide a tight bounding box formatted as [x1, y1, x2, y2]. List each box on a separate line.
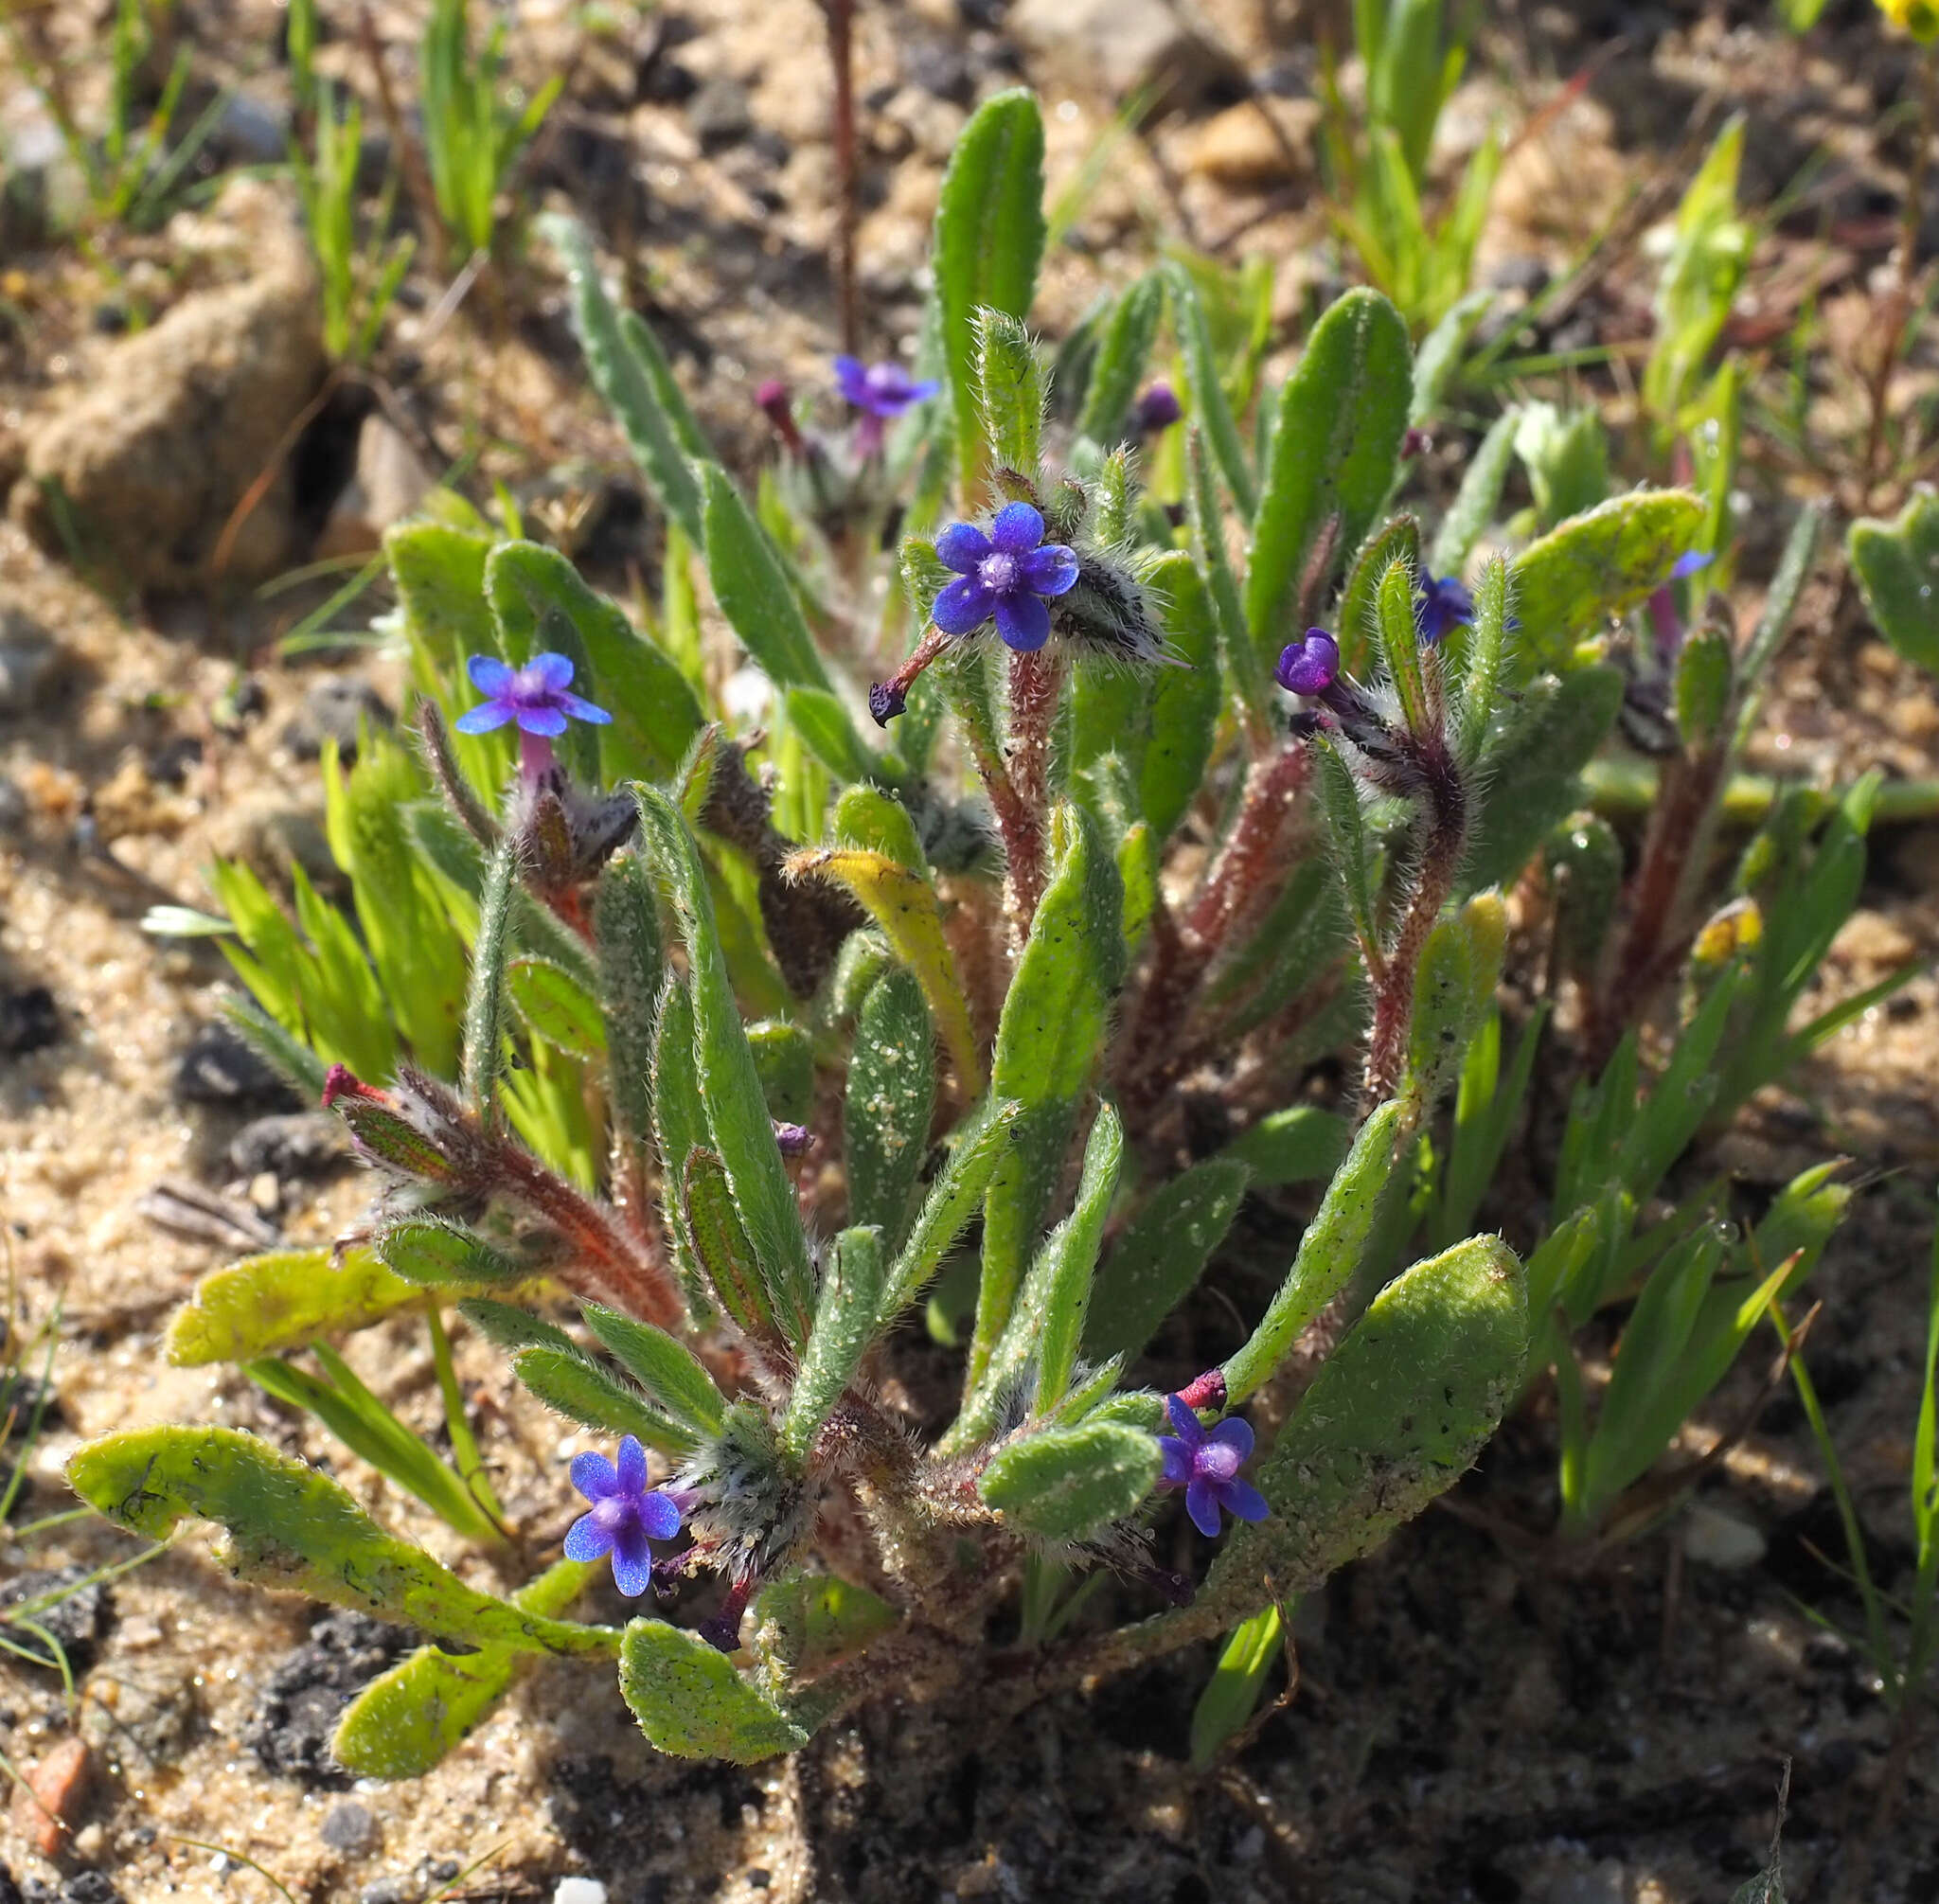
[1000, 646, 1064, 934]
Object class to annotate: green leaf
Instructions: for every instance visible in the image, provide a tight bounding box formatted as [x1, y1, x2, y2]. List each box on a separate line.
[544, 214, 706, 543]
[1410, 288, 1493, 424]
[580, 1304, 725, 1439]
[1245, 288, 1412, 673]
[933, 88, 1046, 490]
[1428, 406, 1521, 578]
[1675, 627, 1734, 749]
[377, 1219, 524, 1289]
[637, 786, 816, 1342]
[1464, 665, 1624, 895]
[1219, 1108, 1351, 1187]
[882, 1096, 1023, 1316]
[781, 1226, 886, 1461]
[1453, 556, 1512, 770]
[1514, 401, 1611, 529]
[67, 1426, 617, 1655]
[979, 1420, 1161, 1542]
[166, 1249, 423, 1365]
[787, 685, 881, 786]
[1085, 1159, 1250, 1366]
[650, 973, 709, 1305]
[486, 540, 703, 781]
[507, 957, 607, 1059]
[333, 1557, 594, 1779]
[461, 831, 519, 1119]
[1076, 273, 1165, 446]
[746, 1020, 815, 1126]
[1206, 1236, 1526, 1607]
[1221, 1101, 1405, 1405]
[1312, 736, 1380, 956]
[1509, 490, 1706, 671]
[700, 463, 841, 702]
[594, 845, 664, 1157]
[618, 1617, 809, 1762]
[752, 1573, 899, 1677]
[682, 1147, 782, 1344]
[1169, 264, 1257, 520]
[1376, 556, 1431, 739]
[975, 308, 1047, 476]
[1141, 554, 1222, 839]
[1848, 489, 1939, 676]
[510, 1343, 697, 1456]
[990, 804, 1126, 1109]
[1189, 1605, 1283, 1771]
[1334, 514, 1421, 680]
[845, 968, 936, 1248]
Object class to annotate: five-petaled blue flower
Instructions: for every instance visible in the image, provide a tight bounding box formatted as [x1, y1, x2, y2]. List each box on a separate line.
[1158, 1394, 1269, 1538]
[833, 354, 939, 420]
[1414, 572, 1476, 647]
[455, 652, 612, 738]
[1274, 626, 1341, 697]
[563, 1434, 683, 1597]
[933, 503, 1080, 653]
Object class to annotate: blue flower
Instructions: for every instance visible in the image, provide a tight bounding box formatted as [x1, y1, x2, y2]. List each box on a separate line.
[932, 503, 1080, 653]
[1414, 572, 1477, 647]
[1670, 549, 1714, 580]
[563, 1434, 683, 1597]
[1274, 627, 1341, 697]
[833, 355, 939, 420]
[1158, 1395, 1268, 1538]
[455, 652, 612, 738]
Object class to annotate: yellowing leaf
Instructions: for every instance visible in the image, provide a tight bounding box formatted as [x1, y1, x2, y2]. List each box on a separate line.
[785, 847, 983, 1096]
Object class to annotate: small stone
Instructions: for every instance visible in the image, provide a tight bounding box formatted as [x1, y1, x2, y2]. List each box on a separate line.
[0, 1858, 19, 1904]
[0, 1567, 115, 1672]
[553, 1882, 609, 1904]
[209, 92, 290, 167]
[227, 1112, 347, 1182]
[322, 1801, 379, 1855]
[244, 1610, 414, 1788]
[282, 674, 394, 762]
[900, 31, 973, 103]
[0, 613, 61, 715]
[313, 416, 435, 561]
[426, 1861, 460, 1883]
[1681, 1502, 1767, 1570]
[174, 1021, 302, 1111]
[0, 985, 59, 1057]
[247, 1170, 281, 1215]
[1188, 99, 1318, 189]
[10, 1737, 89, 1859]
[359, 1883, 417, 1904]
[59, 1877, 118, 1904]
[688, 77, 753, 151]
[1005, 0, 1242, 111]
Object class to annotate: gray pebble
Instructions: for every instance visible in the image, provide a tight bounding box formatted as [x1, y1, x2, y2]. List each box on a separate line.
[322, 1801, 379, 1855]
[282, 675, 394, 762]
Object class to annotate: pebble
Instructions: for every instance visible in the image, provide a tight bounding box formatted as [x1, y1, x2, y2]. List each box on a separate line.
[226, 1110, 348, 1182]
[1187, 100, 1318, 189]
[554, 1882, 609, 1904]
[322, 1800, 380, 1855]
[1005, 0, 1239, 110]
[0, 614, 59, 715]
[58, 1877, 118, 1904]
[10, 1737, 88, 1859]
[0, 1566, 115, 1671]
[244, 1610, 414, 1787]
[281, 673, 395, 762]
[1681, 1501, 1768, 1570]
[688, 77, 753, 151]
[358, 1883, 418, 1904]
[0, 985, 60, 1057]
[173, 1021, 302, 1111]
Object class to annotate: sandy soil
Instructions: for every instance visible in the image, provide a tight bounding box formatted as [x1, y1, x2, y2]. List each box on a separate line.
[4, 2, 1939, 1899]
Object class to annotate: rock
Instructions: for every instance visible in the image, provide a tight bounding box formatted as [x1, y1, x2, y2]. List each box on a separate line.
[900, 31, 973, 104]
[554, 1882, 609, 1904]
[1188, 98, 1319, 189]
[58, 1876, 118, 1904]
[244, 1610, 414, 1787]
[313, 415, 436, 561]
[1681, 1502, 1767, 1570]
[208, 91, 290, 167]
[0, 612, 61, 715]
[227, 1111, 347, 1182]
[9, 204, 323, 590]
[1005, 0, 1241, 111]
[282, 674, 394, 762]
[10, 1738, 88, 1859]
[688, 77, 753, 151]
[173, 1021, 303, 1111]
[359, 1881, 418, 1904]
[0, 1567, 115, 1672]
[0, 1858, 18, 1904]
[0, 986, 59, 1057]
[0, 1366, 59, 1440]
[322, 1801, 380, 1855]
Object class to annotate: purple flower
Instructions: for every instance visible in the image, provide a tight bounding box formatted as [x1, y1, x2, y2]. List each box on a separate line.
[833, 355, 939, 419]
[1414, 572, 1476, 647]
[1133, 381, 1183, 435]
[563, 1434, 684, 1597]
[1158, 1395, 1268, 1539]
[1670, 549, 1714, 580]
[932, 503, 1080, 653]
[1274, 627, 1341, 697]
[455, 652, 612, 738]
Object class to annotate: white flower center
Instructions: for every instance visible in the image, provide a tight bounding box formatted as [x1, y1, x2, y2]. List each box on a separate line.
[979, 551, 1020, 593]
